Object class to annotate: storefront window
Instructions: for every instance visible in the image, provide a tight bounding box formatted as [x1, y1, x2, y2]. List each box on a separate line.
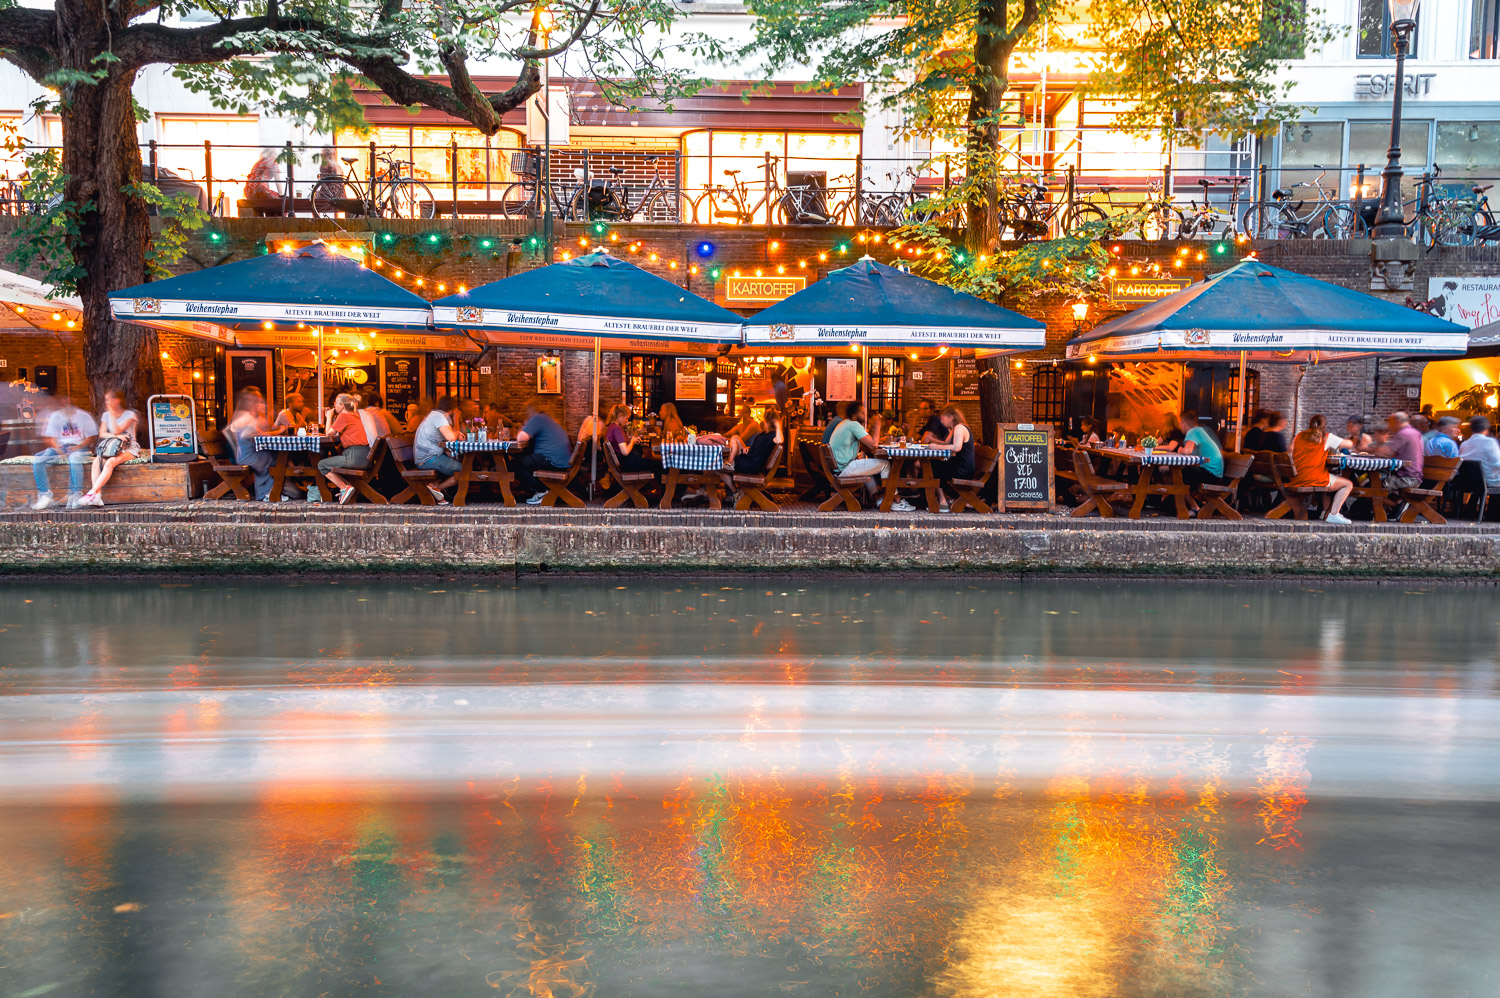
[1358, 0, 1417, 57]
[1475, 0, 1500, 58]
[621, 355, 665, 414]
[1348, 120, 1431, 198]
[1278, 122, 1344, 190]
[867, 357, 903, 416]
[681, 130, 862, 223]
[337, 126, 523, 197]
[156, 115, 260, 209]
[1436, 122, 1500, 179]
[188, 356, 220, 428]
[1031, 366, 1065, 427]
[434, 358, 478, 400]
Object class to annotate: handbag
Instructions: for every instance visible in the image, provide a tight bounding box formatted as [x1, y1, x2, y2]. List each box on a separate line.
[97, 436, 123, 459]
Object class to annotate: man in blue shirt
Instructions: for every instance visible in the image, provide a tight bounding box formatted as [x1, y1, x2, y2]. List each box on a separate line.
[1423, 416, 1461, 458]
[1178, 410, 1225, 487]
[515, 400, 574, 504]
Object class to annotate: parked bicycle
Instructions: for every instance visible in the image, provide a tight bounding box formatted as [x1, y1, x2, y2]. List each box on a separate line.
[1241, 168, 1344, 239]
[1175, 176, 1251, 241]
[310, 150, 436, 220]
[580, 155, 691, 223]
[692, 168, 829, 224]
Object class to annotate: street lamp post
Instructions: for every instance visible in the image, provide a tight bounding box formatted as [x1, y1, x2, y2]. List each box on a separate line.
[1371, 0, 1421, 240]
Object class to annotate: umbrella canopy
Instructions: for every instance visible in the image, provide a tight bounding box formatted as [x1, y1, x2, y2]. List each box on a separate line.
[1065, 260, 1469, 363]
[1459, 316, 1500, 358]
[432, 250, 742, 353]
[0, 267, 82, 332]
[108, 242, 469, 352]
[740, 259, 1046, 355]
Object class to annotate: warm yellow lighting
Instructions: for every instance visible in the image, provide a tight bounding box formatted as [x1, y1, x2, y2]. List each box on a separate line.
[1071, 300, 1089, 323]
[1487, 392, 1499, 408]
[393, 269, 403, 277]
[649, 253, 659, 262]
[669, 260, 678, 269]
[262, 321, 273, 329]
[1087, 354, 1097, 364]
[193, 370, 201, 380]
[52, 312, 61, 321]
[733, 270, 742, 278]
[65, 319, 75, 328]
[1013, 359, 1024, 369]
[160, 351, 170, 360]
[609, 233, 619, 242]
[437, 283, 446, 292]
[579, 237, 589, 246]
[14, 306, 23, 313]
[562, 251, 572, 260]
[850, 343, 859, 353]
[769, 240, 780, 251]
[689, 265, 699, 275]
[458, 284, 468, 293]
[1130, 266, 1139, 275]
[798, 260, 807, 268]
[776, 265, 786, 274]
[280, 243, 293, 254]
[818, 252, 828, 262]
[755, 269, 763, 277]
[1196, 252, 1205, 261]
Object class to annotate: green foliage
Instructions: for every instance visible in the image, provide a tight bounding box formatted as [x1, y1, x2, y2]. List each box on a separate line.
[2, 143, 88, 295]
[128, 182, 212, 280]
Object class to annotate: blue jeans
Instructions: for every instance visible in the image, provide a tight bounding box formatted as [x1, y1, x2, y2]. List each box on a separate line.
[32, 447, 91, 494]
[418, 453, 461, 476]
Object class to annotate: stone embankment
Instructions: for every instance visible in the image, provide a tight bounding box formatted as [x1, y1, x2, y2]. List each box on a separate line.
[2, 505, 1498, 578]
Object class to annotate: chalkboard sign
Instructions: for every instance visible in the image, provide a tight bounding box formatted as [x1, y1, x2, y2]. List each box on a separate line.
[381, 354, 423, 411]
[951, 356, 981, 398]
[999, 423, 1053, 512]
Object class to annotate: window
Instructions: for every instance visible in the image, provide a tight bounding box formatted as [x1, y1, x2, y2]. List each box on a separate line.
[866, 356, 903, 416]
[1223, 368, 1260, 427]
[188, 356, 219, 427]
[1474, 0, 1499, 57]
[155, 115, 260, 208]
[1031, 366, 1065, 426]
[1278, 122, 1344, 190]
[434, 358, 478, 399]
[621, 355, 665, 414]
[1348, 120, 1431, 199]
[1436, 122, 1500, 179]
[1358, 0, 1417, 57]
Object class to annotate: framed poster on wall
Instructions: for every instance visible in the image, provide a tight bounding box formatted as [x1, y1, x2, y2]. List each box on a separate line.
[951, 356, 982, 398]
[536, 354, 562, 394]
[675, 358, 708, 401]
[226, 350, 273, 406]
[826, 357, 858, 401]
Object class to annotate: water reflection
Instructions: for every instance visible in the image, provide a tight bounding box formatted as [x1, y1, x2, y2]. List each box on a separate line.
[1, 580, 1498, 997]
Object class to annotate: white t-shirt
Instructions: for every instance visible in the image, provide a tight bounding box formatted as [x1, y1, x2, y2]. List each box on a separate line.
[43, 406, 97, 449]
[414, 409, 451, 463]
[100, 409, 141, 456]
[1460, 433, 1500, 489]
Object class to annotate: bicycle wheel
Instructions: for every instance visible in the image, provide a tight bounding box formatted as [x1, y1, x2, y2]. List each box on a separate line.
[1063, 203, 1108, 234]
[1432, 206, 1486, 247]
[692, 189, 741, 225]
[637, 188, 688, 223]
[1243, 202, 1291, 239]
[309, 179, 354, 220]
[498, 182, 537, 220]
[387, 180, 436, 220]
[1321, 204, 1368, 239]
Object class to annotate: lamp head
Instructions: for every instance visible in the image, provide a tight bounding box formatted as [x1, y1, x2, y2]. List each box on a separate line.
[1070, 300, 1089, 323]
[1388, 0, 1419, 33]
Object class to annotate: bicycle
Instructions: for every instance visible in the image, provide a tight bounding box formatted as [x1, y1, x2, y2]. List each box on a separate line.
[692, 168, 828, 224]
[496, 152, 585, 222]
[1175, 176, 1251, 241]
[996, 177, 1113, 241]
[580, 155, 692, 223]
[310, 150, 436, 220]
[1241, 167, 1344, 239]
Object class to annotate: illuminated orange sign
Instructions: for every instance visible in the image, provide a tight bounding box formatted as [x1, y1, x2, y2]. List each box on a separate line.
[725, 275, 806, 304]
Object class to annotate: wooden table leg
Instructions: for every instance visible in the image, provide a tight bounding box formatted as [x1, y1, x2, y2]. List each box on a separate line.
[267, 453, 290, 502]
[494, 455, 517, 506]
[919, 460, 942, 511]
[879, 457, 904, 512]
[1127, 466, 1153, 519]
[705, 474, 723, 509]
[659, 469, 680, 508]
[310, 462, 332, 502]
[453, 454, 476, 507]
[1169, 468, 1192, 519]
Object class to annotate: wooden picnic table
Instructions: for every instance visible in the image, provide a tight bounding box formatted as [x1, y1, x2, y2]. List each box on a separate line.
[656, 442, 727, 509]
[875, 444, 950, 512]
[447, 438, 517, 507]
[1087, 446, 1204, 519]
[1330, 452, 1404, 523]
[254, 434, 335, 502]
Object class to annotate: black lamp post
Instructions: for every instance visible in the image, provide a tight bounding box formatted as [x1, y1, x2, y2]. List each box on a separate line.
[1371, 0, 1421, 240]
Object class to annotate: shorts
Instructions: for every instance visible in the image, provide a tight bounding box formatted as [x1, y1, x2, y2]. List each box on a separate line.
[1383, 472, 1421, 491]
[418, 453, 462, 476]
[318, 445, 370, 473]
[839, 457, 891, 480]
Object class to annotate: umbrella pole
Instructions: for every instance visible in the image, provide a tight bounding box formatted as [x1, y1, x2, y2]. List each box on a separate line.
[590, 337, 600, 500]
[860, 344, 868, 415]
[316, 327, 324, 428]
[1235, 350, 1247, 449]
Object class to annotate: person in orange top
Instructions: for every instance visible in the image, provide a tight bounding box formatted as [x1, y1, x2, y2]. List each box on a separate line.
[1290, 414, 1354, 525]
[318, 393, 372, 504]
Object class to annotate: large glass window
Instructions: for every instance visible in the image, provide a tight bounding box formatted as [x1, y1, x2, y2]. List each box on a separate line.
[1278, 122, 1344, 190]
[1436, 122, 1500, 180]
[621, 355, 665, 414]
[156, 115, 260, 211]
[1358, 0, 1418, 57]
[1348, 120, 1431, 199]
[867, 357, 903, 417]
[1473, 0, 1499, 57]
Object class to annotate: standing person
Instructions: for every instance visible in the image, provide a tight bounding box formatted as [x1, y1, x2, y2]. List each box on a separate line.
[929, 406, 975, 512]
[1424, 416, 1461, 458]
[605, 404, 659, 473]
[29, 393, 97, 510]
[413, 395, 462, 503]
[1178, 410, 1224, 489]
[515, 400, 573, 504]
[1290, 415, 1355, 525]
[75, 391, 140, 507]
[1375, 411, 1424, 494]
[273, 392, 310, 433]
[224, 389, 280, 501]
[318, 393, 371, 504]
[828, 402, 906, 508]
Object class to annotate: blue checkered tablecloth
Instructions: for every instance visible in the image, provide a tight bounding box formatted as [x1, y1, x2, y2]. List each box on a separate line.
[881, 445, 950, 460]
[1334, 453, 1404, 474]
[1139, 451, 1204, 467]
[447, 438, 516, 455]
[254, 434, 333, 452]
[660, 442, 726, 471]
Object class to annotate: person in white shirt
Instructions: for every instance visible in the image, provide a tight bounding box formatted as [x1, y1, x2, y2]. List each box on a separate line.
[1459, 415, 1500, 496]
[75, 390, 140, 507]
[413, 395, 462, 503]
[30, 394, 98, 510]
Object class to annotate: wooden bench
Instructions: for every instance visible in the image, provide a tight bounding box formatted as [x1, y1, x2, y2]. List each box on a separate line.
[535, 438, 588, 507]
[1, 456, 207, 506]
[602, 441, 656, 508]
[1193, 451, 1254, 520]
[201, 431, 253, 500]
[1395, 455, 1460, 524]
[1068, 450, 1131, 518]
[1265, 450, 1332, 520]
[816, 443, 876, 512]
[949, 444, 1000, 513]
[732, 441, 784, 512]
[387, 434, 443, 505]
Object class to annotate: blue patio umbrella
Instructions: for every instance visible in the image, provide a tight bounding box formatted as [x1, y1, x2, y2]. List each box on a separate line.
[740, 258, 1046, 354]
[1064, 260, 1470, 441]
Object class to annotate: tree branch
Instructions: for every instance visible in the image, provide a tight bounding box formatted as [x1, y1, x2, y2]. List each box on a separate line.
[0, 6, 61, 82]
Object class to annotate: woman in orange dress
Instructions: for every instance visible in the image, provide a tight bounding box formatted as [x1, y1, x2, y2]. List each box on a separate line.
[1290, 414, 1355, 525]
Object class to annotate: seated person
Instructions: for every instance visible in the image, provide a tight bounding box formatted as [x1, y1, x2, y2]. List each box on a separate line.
[319, 393, 372, 504]
[605, 404, 658, 473]
[821, 411, 845, 446]
[1259, 411, 1290, 453]
[484, 403, 513, 440]
[1424, 416, 1461, 458]
[413, 395, 462, 503]
[1178, 410, 1224, 489]
[828, 401, 910, 510]
[1078, 417, 1102, 448]
[718, 413, 784, 495]
[577, 409, 606, 444]
[1459, 416, 1500, 511]
[930, 407, 975, 512]
[916, 400, 950, 444]
[1290, 414, 1354, 525]
[1240, 410, 1270, 451]
[515, 400, 574, 504]
[906, 399, 935, 440]
[77, 390, 141, 508]
[1344, 415, 1373, 451]
[273, 392, 310, 433]
[658, 403, 686, 440]
[1156, 413, 1186, 452]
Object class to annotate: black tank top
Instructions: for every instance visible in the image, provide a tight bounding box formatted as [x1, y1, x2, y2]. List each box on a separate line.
[949, 430, 975, 479]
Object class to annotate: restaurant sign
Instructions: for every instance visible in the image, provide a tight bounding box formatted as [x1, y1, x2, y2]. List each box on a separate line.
[1107, 276, 1191, 304]
[724, 275, 806, 304]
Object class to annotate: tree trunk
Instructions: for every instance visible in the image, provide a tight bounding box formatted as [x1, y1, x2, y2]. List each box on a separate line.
[62, 63, 162, 413]
[976, 358, 1013, 446]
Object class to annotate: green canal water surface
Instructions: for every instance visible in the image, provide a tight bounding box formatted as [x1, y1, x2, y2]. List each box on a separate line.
[1, 580, 1497, 997]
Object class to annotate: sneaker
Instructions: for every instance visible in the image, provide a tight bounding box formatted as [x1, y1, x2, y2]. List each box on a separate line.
[277, 495, 294, 503]
[78, 492, 104, 508]
[66, 492, 85, 509]
[937, 503, 951, 513]
[891, 499, 917, 512]
[1325, 512, 1352, 525]
[428, 487, 449, 505]
[306, 489, 323, 503]
[29, 492, 55, 511]
[526, 492, 547, 505]
[337, 486, 356, 505]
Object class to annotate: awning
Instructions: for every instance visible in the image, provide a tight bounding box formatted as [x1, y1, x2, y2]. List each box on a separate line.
[1066, 261, 1469, 363]
[432, 250, 743, 350]
[0, 268, 83, 332]
[740, 259, 1046, 355]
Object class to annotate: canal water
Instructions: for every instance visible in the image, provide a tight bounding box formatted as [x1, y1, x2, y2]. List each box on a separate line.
[1, 580, 1497, 997]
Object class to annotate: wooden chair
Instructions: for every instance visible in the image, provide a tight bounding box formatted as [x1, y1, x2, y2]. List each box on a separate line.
[386, 434, 442, 505]
[1193, 452, 1254, 520]
[732, 441, 784, 511]
[949, 445, 1000, 513]
[816, 443, 875, 512]
[535, 437, 588, 507]
[602, 440, 655, 508]
[1394, 455, 1460, 524]
[797, 437, 833, 501]
[1448, 459, 1498, 521]
[1264, 451, 1331, 520]
[1240, 449, 1280, 514]
[1068, 450, 1131, 517]
[327, 436, 389, 504]
[201, 430, 252, 500]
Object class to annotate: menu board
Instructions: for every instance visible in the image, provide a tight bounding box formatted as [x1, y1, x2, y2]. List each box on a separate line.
[826, 357, 858, 401]
[675, 358, 708, 401]
[951, 356, 982, 398]
[999, 423, 1053, 512]
[147, 395, 197, 462]
[226, 350, 272, 405]
[381, 355, 423, 410]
